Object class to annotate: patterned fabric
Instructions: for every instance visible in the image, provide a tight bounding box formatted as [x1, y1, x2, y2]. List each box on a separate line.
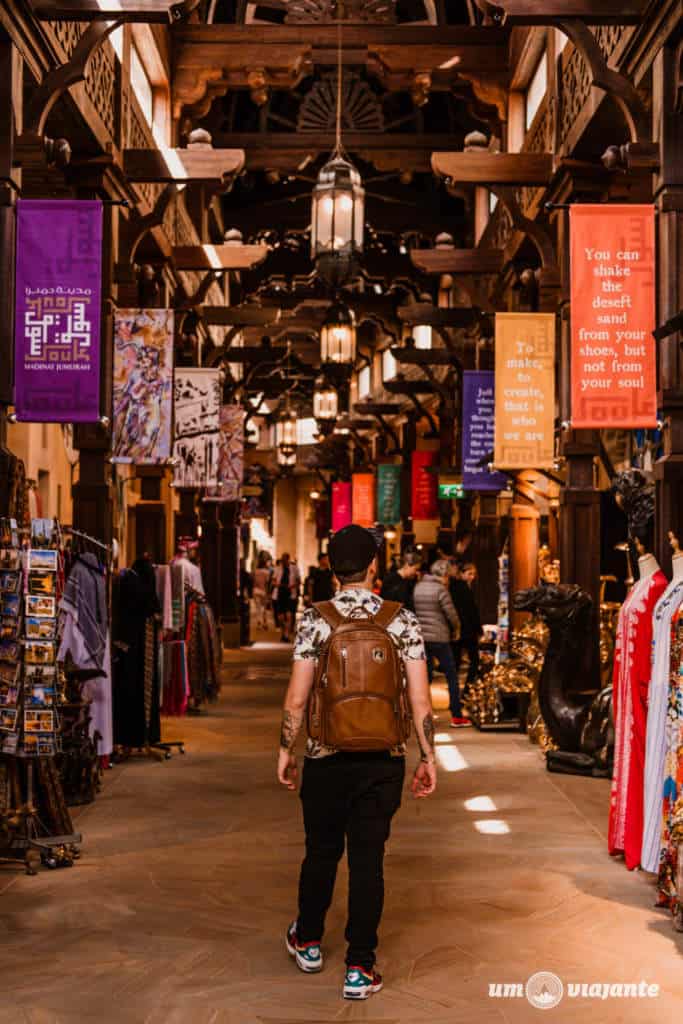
[642, 577, 683, 872]
[293, 587, 426, 759]
[608, 568, 668, 869]
[657, 609, 683, 911]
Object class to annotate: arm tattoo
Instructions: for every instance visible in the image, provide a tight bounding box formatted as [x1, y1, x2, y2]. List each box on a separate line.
[419, 713, 435, 762]
[280, 709, 303, 751]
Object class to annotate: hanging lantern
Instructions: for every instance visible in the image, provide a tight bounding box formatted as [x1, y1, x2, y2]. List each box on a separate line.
[275, 407, 298, 455]
[277, 446, 297, 468]
[311, 155, 365, 287]
[321, 300, 356, 366]
[413, 324, 432, 349]
[313, 376, 339, 421]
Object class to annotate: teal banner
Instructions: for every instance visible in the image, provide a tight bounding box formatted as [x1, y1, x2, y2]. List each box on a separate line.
[376, 464, 401, 525]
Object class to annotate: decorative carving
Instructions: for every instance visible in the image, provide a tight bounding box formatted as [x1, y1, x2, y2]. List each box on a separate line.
[285, 0, 396, 23]
[297, 71, 384, 132]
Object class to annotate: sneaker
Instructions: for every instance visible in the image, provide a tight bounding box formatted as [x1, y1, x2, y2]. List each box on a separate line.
[343, 965, 383, 1000]
[450, 716, 472, 728]
[286, 920, 323, 973]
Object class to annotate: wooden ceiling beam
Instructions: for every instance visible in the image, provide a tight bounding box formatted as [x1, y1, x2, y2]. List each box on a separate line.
[398, 303, 480, 327]
[31, 0, 196, 21]
[492, 0, 646, 24]
[123, 148, 244, 184]
[199, 306, 281, 326]
[410, 248, 503, 275]
[172, 243, 269, 270]
[173, 23, 510, 50]
[432, 151, 553, 185]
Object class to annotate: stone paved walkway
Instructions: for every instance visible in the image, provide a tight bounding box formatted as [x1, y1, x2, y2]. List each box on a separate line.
[0, 642, 681, 1023]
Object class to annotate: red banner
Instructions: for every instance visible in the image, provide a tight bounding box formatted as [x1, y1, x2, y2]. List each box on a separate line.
[570, 204, 656, 428]
[352, 473, 375, 528]
[411, 451, 438, 520]
[331, 481, 352, 532]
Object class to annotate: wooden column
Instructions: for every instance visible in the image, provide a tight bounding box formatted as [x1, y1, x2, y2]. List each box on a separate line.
[200, 499, 239, 648]
[509, 491, 540, 630]
[474, 492, 505, 626]
[653, 43, 683, 572]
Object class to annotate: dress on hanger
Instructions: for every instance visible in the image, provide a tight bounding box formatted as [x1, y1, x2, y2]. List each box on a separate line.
[657, 610, 683, 911]
[642, 568, 683, 872]
[609, 562, 668, 869]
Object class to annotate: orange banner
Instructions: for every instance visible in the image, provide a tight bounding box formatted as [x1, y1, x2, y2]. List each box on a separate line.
[352, 472, 375, 528]
[570, 204, 656, 428]
[494, 313, 555, 469]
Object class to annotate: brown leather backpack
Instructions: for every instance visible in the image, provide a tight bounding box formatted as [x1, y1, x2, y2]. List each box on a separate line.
[306, 599, 411, 752]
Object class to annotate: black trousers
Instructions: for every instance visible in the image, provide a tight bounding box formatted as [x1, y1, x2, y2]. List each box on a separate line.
[297, 752, 405, 971]
[453, 637, 480, 688]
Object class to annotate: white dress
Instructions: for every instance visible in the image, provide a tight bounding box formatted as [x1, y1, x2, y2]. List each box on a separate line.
[641, 577, 683, 871]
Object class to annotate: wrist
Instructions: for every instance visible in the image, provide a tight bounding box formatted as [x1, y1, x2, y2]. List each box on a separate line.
[280, 745, 295, 755]
[419, 755, 436, 766]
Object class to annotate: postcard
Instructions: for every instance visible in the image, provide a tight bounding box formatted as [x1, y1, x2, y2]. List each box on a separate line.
[24, 709, 54, 734]
[0, 640, 20, 663]
[29, 549, 58, 572]
[28, 571, 55, 596]
[1, 593, 20, 617]
[24, 664, 56, 684]
[25, 686, 55, 708]
[0, 708, 18, 731]
[1, 617, 18, 641]
[37, 738, 55, 756]
[22, 734, 38, 754]
[26, 595, 56, 618]
[26, 616, 56, 641]
[0, 662, 19, 685]
[0, 549, 19, 570]
[0, 571, 20, 594]
[24, 641, 55, 665]
[0, 685, 19, 706]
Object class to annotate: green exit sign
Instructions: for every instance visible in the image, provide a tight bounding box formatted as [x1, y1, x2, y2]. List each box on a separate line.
[438, 482, 465, 500]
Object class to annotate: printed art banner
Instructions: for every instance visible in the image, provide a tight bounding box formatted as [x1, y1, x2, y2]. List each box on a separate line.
[494, 313, 555, 470]
[411, 450, 438, 520]
[173, 368, 221, 487]
[15, 199, 102, 422]
[205, 404, 244, 502]
[570, 204, 656, 428]
[112, 309, 173, 464]
[331, 481, 352, 532]
[376, 464, 401, 525]
[352, 473, 375, 528]
[462, 371, 507, 491]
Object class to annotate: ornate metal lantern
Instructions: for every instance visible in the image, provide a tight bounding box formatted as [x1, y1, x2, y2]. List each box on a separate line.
[277, 446, 297, 469]
[311, 155, 365, 287]
[313, 376, 339, 421]
[320, 300, 356, 366]
[275, 407, 298, 457]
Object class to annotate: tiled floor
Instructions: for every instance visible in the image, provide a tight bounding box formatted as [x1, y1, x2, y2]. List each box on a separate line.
[1, 641, 682, 1023]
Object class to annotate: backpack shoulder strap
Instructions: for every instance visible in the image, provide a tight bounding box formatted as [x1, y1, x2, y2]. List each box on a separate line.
[314, 600, 345, 630]
[373, 600, 401, 630]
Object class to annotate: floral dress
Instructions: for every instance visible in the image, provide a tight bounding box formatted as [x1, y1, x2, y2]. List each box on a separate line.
[657, 608, 683, 913]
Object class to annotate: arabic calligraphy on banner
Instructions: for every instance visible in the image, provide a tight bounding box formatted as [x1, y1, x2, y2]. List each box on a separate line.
[352, 473, 375, 528]
[411, 450, 438, 520]
[14, 199, 102, 422]
[570, 204, 656, 428]
[494, 313, 555, 470]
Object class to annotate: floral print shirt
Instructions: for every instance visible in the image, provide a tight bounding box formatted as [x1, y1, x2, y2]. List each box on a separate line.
[293, 587, 426, 758]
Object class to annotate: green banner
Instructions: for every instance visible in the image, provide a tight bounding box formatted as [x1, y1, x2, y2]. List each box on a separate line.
[377, 464, 401, 525]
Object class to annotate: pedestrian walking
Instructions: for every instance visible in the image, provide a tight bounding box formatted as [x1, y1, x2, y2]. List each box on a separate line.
[272, 553, 301, 642]
[379, 550, 420, 610]
[277, 524, 437, 1001]
[449, 560, 483, 697]
[304, 551, 336, 606]
[413, 559, 470, 728]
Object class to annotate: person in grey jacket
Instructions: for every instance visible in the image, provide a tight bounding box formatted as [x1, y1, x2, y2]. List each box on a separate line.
[413, 560, 470, 728]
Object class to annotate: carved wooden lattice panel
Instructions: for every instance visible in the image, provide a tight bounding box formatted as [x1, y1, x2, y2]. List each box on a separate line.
[298, 72, 384, 132]
[558, 25, 630, 150]
[84, 43, 116, 137]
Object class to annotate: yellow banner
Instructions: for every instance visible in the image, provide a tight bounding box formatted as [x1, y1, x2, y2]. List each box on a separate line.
[494, 312, 555, 470]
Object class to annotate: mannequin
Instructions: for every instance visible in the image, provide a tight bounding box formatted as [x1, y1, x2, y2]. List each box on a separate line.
[609, 471, 668, 870]
[641, 533, 683, 873]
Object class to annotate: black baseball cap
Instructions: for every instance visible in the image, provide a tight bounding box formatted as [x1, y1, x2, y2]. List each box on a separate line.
[328, 524, 378, 577]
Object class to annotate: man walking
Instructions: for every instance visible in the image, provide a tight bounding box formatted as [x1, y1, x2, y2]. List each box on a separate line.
[413, 559, 470, 728]
[449, 560, 482, 698]
[304, 551, 336, 606]
[379, 550, 420, 610]
[277, 524, 436, 1000]
[272, 552, 300, 642]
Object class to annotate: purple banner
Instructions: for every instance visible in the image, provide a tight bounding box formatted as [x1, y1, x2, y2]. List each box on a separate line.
[462, 371, 507, 491]
[14, 199, 102, 422]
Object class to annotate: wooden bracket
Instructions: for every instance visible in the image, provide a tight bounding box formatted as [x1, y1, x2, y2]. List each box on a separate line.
[491, 185, 557, 270]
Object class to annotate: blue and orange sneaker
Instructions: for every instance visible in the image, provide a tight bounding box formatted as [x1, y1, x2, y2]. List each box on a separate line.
[343, 965, 383, 1000]
[285, 920, 323, 973]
